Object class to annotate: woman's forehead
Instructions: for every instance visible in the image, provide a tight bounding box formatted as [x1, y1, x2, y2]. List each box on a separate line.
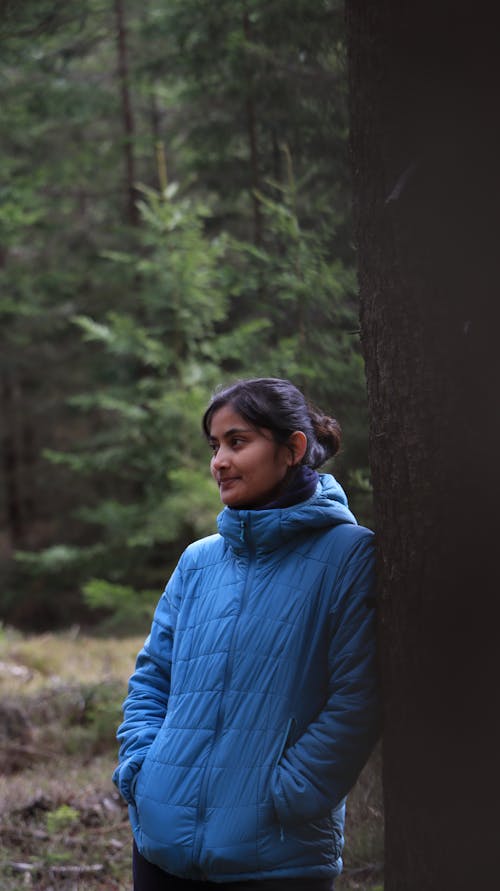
[208, 404, 251, 436]
[208, 404, 274, 441]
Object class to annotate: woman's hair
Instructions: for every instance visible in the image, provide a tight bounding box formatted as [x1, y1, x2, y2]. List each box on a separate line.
[202, 378, 341, 469]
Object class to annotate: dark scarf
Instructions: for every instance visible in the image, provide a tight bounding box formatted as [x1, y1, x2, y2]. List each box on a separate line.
[256, 464, 319, 510]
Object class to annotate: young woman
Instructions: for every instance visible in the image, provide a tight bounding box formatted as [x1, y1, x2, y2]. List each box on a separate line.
[113, 378, 380, 890]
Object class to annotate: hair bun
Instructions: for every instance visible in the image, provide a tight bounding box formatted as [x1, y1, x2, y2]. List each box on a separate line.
[308, 409, 341, 467]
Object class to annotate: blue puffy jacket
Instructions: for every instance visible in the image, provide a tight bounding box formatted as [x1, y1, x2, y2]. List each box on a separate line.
[113, 473, 380, 882]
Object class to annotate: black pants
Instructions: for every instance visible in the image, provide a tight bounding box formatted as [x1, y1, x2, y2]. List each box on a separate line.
[133, 842, 335, 891]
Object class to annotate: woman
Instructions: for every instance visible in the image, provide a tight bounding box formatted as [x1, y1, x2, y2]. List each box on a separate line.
[113, 378, 380, 890]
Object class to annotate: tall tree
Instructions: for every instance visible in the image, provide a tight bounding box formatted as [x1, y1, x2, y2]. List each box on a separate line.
[0, 0, 152, 623]
[346, 2, 500, 888]
[114, 0, 139, 225]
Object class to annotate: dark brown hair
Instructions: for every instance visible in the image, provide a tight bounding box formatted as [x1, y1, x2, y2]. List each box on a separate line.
[202, 378, 341, 469]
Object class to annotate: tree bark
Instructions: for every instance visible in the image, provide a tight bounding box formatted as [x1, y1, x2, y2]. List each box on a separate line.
[114, 0, 139, 226]
[346, 3, 500, 888]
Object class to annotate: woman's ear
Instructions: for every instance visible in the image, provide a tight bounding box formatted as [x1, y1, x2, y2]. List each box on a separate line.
[287, 431, 308, 466]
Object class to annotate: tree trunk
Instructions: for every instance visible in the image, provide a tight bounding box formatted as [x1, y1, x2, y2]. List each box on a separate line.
[114, 0, 139, 226]
[242, 5, 263, 246]
[1, 369, 26, 550]
[346, 3, 500, 888]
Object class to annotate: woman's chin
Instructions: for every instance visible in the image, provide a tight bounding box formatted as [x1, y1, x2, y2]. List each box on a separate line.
[219, 481, 242, 505]
[221, 495, 243, 508]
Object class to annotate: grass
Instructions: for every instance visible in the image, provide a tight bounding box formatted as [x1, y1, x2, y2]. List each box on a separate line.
[0, 627, 383, 890]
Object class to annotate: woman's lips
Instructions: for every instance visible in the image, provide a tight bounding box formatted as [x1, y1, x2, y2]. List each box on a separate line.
[219, 477, 239, 488]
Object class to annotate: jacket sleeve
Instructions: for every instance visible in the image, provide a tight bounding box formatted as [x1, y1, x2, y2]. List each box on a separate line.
[112, 561, 182, 805]
[271, 532, 381, 825]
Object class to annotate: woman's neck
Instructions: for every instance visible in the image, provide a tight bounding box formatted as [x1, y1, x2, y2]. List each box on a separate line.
[234, 465, 319, 511]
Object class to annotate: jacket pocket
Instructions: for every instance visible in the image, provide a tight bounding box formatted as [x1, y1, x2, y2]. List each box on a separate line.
[130, 768, 141, 802]
[275, 716, 296, 767]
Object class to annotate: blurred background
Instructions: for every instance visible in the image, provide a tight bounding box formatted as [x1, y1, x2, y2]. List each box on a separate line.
[0, 0, 372, 636]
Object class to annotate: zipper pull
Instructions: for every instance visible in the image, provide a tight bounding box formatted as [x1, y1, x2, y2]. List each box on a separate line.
[280, 826, 285, 843]
[239, 519, 245, 542]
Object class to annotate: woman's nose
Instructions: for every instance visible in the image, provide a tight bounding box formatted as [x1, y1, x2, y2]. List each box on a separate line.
[212, 446, 229, 471]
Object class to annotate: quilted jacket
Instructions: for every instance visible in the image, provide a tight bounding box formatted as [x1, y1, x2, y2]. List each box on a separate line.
[113, 473, 380, 882]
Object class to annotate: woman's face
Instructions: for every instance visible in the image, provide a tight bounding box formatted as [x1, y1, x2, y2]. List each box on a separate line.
[208, 404, 292, 508]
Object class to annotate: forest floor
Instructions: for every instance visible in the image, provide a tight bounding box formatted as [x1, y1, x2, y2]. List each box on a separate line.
[0, 628, 383, 891]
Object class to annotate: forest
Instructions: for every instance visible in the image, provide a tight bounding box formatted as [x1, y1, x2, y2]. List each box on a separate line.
[0, 0, 371, 632]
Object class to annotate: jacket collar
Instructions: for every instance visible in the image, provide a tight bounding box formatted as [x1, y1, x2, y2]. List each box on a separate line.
[216, 473, 357, 555]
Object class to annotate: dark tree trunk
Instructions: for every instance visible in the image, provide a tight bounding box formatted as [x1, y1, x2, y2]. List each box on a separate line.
[1, 369, 26, 549]
[242, 5, 263, 246]
[346, 3, 500, 888]
[114, 0, 139, 226]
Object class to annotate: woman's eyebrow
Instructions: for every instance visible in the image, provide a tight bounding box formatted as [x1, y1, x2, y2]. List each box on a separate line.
[209, 426, 253, 442]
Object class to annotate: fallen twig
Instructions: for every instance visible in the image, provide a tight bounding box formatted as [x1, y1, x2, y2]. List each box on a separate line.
[6, 860, 104, 875]
[48, 863, 104, 874]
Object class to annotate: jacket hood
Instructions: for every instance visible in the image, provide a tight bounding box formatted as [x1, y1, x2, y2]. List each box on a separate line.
[217, 472, 357, 554]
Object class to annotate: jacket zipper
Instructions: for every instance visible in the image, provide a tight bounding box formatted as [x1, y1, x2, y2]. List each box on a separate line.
[191, 515, 256, 872]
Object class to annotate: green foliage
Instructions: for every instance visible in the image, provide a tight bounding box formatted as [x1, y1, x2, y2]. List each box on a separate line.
[16, 544, 103, 572]
[82, 579, 158, 632]
[17, 188, 227, 623]
[0, 0, 371, 631]
[208, 177, 369, 499]
[54, 180, 368, 627]
[46, 805, 79, 836]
